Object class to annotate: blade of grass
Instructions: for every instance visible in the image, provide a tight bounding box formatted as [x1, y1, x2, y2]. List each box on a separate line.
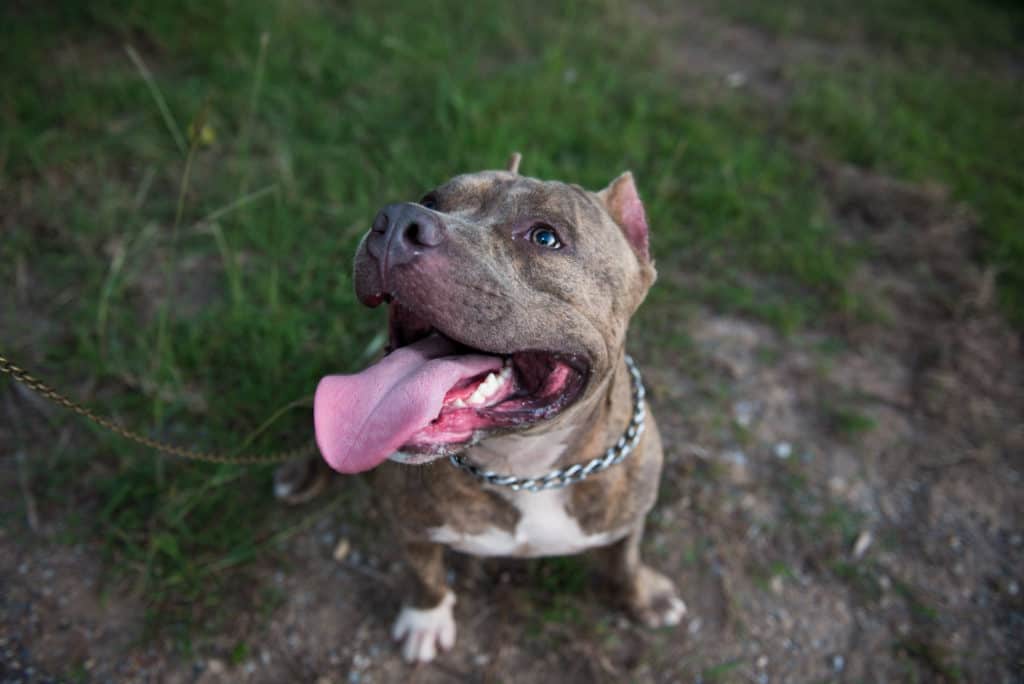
[125, 45, 187, 157]
[237, 32, 271, 200]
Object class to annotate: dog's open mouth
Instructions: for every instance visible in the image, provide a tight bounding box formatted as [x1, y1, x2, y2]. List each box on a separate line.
[313, 305, 588, 473]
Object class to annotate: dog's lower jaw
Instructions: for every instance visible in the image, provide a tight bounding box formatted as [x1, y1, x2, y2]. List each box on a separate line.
[391, 590, 457, 663]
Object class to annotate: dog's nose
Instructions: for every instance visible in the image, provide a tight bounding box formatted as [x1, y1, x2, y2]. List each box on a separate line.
[372, 203, 447, 267]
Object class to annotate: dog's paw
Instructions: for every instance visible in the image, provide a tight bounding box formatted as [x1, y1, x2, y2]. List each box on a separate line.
[272, 457, 328, 505]
[391, 591, 457, 663]
[627, 566, 687, 629]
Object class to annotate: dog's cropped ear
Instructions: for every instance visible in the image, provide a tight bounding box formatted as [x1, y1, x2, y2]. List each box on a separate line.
[598, 171, 649, 261]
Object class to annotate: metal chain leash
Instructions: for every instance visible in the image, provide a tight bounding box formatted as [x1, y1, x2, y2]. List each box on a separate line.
[449, 355, 647, 492]
[0, 353, 312, 465]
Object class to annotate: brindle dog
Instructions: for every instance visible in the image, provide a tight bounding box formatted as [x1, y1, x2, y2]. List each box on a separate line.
[304, 155, 685, 662]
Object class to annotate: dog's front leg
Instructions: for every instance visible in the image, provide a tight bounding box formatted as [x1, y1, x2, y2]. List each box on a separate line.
[391, 541, 456, 663]
[597, 522, 687, 628]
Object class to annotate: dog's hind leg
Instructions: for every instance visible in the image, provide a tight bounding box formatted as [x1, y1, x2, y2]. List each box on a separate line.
[273, 456, 330, 505]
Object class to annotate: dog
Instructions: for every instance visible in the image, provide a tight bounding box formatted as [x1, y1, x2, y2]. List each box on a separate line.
[311, 154, 685, 662]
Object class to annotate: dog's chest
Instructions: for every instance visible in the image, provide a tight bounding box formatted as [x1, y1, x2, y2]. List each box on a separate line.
[428, 488, 624, 557]
[426, 430, 627, 557]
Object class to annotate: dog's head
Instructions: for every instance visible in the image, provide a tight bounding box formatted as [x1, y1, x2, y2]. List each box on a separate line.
[315, 159, 655, 473]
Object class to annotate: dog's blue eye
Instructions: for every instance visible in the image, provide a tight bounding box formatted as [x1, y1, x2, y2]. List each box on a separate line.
[529, 225, 562, 249]
[419, 194, 438, 210]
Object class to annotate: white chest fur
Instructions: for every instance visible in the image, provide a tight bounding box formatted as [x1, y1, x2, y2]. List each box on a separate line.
[428, 488, 626, 557]
[426, 428, 629, 557]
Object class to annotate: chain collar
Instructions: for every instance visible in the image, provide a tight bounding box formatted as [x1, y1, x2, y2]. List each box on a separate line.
[448, 355, 646, 492]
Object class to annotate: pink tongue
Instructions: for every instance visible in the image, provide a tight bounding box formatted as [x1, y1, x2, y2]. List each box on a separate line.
[314, 335, 502, 473]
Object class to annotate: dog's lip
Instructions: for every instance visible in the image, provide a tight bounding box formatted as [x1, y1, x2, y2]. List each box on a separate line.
[387, 309, 591, 378]
[432, 328, 590, 378]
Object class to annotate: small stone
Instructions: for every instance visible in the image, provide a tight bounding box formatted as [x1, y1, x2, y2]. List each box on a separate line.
[721, 449, 751, 485]
[687, 617, 703, 635]
[832, 654, 846, 672]
[206, 659, 226, 675]
[852, 530, 873, 559]
[473, 653, 491, 666]
[828, 476, 848, 496]
[733, 400, 757, 428]
[333, 539, 351, 563]
[770, 575, 784, 595]
[726, 71, 747, 88]
[773, 442, 792, 459]
[950, 536, 962, 552]
[756, 655, 768, 669]
[317, 677, 333, 684]
[1008, 581, 1020, 596]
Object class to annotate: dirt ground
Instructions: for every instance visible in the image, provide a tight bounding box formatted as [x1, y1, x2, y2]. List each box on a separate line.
[2, 4, 1022, 684]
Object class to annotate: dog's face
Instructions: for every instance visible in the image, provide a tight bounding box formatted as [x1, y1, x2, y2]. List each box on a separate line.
[314, 168, 654, 473]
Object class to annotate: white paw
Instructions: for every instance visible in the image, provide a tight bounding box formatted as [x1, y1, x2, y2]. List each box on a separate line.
[630, 567, 688, 628]
[391, 591, 457, 663]
[660, 596, 688, 626]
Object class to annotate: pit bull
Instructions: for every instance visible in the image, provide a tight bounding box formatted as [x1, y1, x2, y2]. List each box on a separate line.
[310, 154, 686, 662]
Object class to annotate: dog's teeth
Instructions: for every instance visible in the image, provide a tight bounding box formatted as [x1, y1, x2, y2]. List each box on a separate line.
[465, 368, 511, 406]
[451, 399, 466, 408]
[467, 374, 496, 405]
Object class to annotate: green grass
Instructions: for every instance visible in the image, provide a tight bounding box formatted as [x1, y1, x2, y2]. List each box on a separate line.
[1, 0, 1020, 637]
[791, 65, 1024, 320]
[708, 0, 1024, 321]
[710, 0, 1024, 57]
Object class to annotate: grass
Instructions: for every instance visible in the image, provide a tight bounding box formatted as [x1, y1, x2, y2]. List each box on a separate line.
[711, 0, 1023, 56]
[708, 0, 1024, 322]
[1, 0, 1020, 642]
[789, 64, 1024, 320]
